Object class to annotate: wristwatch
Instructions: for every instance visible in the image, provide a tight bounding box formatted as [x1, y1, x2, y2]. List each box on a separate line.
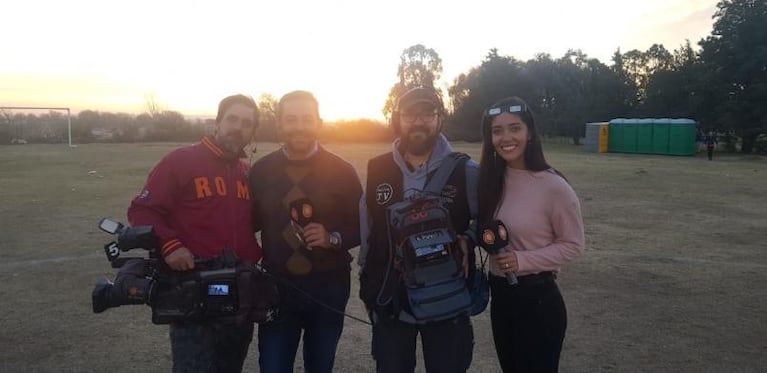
[329, 232, 342, 249]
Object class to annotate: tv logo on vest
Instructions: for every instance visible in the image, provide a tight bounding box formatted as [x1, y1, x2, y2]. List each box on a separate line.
[376, 183, 393, 205]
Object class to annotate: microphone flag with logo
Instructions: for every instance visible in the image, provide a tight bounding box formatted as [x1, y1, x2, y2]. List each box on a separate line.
[479, 219, 518, 285]
[289, 198, 314, 227]
[284, 198, 315, 275]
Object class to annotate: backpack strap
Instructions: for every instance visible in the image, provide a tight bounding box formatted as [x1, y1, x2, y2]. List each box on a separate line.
[424, 152, 469, 195]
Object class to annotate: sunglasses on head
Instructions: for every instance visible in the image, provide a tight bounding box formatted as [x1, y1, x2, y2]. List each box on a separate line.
[486, 104, 527, 116]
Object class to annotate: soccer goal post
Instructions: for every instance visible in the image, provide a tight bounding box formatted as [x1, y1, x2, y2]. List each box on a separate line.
[0, 106, 74, 147]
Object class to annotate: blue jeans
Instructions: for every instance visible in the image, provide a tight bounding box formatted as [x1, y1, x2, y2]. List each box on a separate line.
[169, 321, 254, 373]
[258, 271, 350, 373]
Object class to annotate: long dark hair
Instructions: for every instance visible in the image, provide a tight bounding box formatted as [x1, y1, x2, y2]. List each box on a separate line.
[477, 96, 563, 222]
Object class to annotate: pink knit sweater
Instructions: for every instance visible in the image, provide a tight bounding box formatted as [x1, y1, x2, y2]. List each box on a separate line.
[489, 168, 585, 277]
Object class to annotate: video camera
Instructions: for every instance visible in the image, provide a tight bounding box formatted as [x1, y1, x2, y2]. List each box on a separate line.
[91, 218, 278, 325]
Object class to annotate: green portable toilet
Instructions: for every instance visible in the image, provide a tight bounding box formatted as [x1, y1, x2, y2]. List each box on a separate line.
[636, 119, 654, 154]
[652, 118, 671, 154]
[623, 119, 639, 153]
[668, 119, 696, 155]
[608, 119, 626, 152]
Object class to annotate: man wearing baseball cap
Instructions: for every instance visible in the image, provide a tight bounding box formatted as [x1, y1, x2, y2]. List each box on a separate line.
[358, 86, 479, 372]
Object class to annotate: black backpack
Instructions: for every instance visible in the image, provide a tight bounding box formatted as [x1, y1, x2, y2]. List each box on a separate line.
[387, 153, 473, 323]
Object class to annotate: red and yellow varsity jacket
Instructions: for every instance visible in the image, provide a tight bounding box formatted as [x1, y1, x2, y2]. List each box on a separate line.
[127, 136, 262, 262]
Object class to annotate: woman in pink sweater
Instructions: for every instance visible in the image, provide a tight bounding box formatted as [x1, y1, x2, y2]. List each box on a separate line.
[477, 96, 585, 373]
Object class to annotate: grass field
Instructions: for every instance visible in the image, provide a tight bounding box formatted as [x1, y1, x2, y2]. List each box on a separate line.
[1, 141, 765, 372]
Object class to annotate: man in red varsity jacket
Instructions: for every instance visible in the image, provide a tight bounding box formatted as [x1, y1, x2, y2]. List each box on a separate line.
[127, 94, 262, 373]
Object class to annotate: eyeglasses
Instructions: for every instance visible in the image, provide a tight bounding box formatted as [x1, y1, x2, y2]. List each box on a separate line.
[486, 104, 527, 116]
[401, 111, 438, 123]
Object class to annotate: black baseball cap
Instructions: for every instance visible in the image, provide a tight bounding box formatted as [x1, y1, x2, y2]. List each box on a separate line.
[396, 87, 442, 111]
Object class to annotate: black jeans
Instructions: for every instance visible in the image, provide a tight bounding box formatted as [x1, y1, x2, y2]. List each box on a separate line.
[489, 274, 567, 373]
[371, 314, 474, 373]
[169, 321, 254, 373]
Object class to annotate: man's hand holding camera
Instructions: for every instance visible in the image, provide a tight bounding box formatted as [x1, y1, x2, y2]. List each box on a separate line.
[165, 247, 195, 271]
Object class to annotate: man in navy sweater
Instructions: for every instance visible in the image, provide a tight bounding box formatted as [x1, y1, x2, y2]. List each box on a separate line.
[248, 90, 362, 373]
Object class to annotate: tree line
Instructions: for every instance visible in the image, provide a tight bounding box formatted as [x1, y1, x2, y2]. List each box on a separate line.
[0, 99, 395, 145]
[386, 0, 766, 154]
[2, 0, 764, 153]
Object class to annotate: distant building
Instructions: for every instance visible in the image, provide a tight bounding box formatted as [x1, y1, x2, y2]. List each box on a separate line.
[91, 128, 115, 140]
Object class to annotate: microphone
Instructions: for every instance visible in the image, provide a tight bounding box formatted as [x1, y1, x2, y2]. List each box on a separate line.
[285, 198, 315, 275]
[289, 198, 314, 227]
[289, 198, 315, 249]
[478, 220, 518, 285]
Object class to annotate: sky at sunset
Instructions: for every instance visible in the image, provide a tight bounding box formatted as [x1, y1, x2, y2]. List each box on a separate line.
[1, 0, 719, 121]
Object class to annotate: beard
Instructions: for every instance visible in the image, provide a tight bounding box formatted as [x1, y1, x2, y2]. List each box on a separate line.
[401, 128, 438, 156]
[281, 130, 317, 156]
[214, 131, 246, 158]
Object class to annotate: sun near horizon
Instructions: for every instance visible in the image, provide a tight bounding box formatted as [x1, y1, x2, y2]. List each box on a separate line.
[1, 0, 717, 123]
[0, 72, 392, 123]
